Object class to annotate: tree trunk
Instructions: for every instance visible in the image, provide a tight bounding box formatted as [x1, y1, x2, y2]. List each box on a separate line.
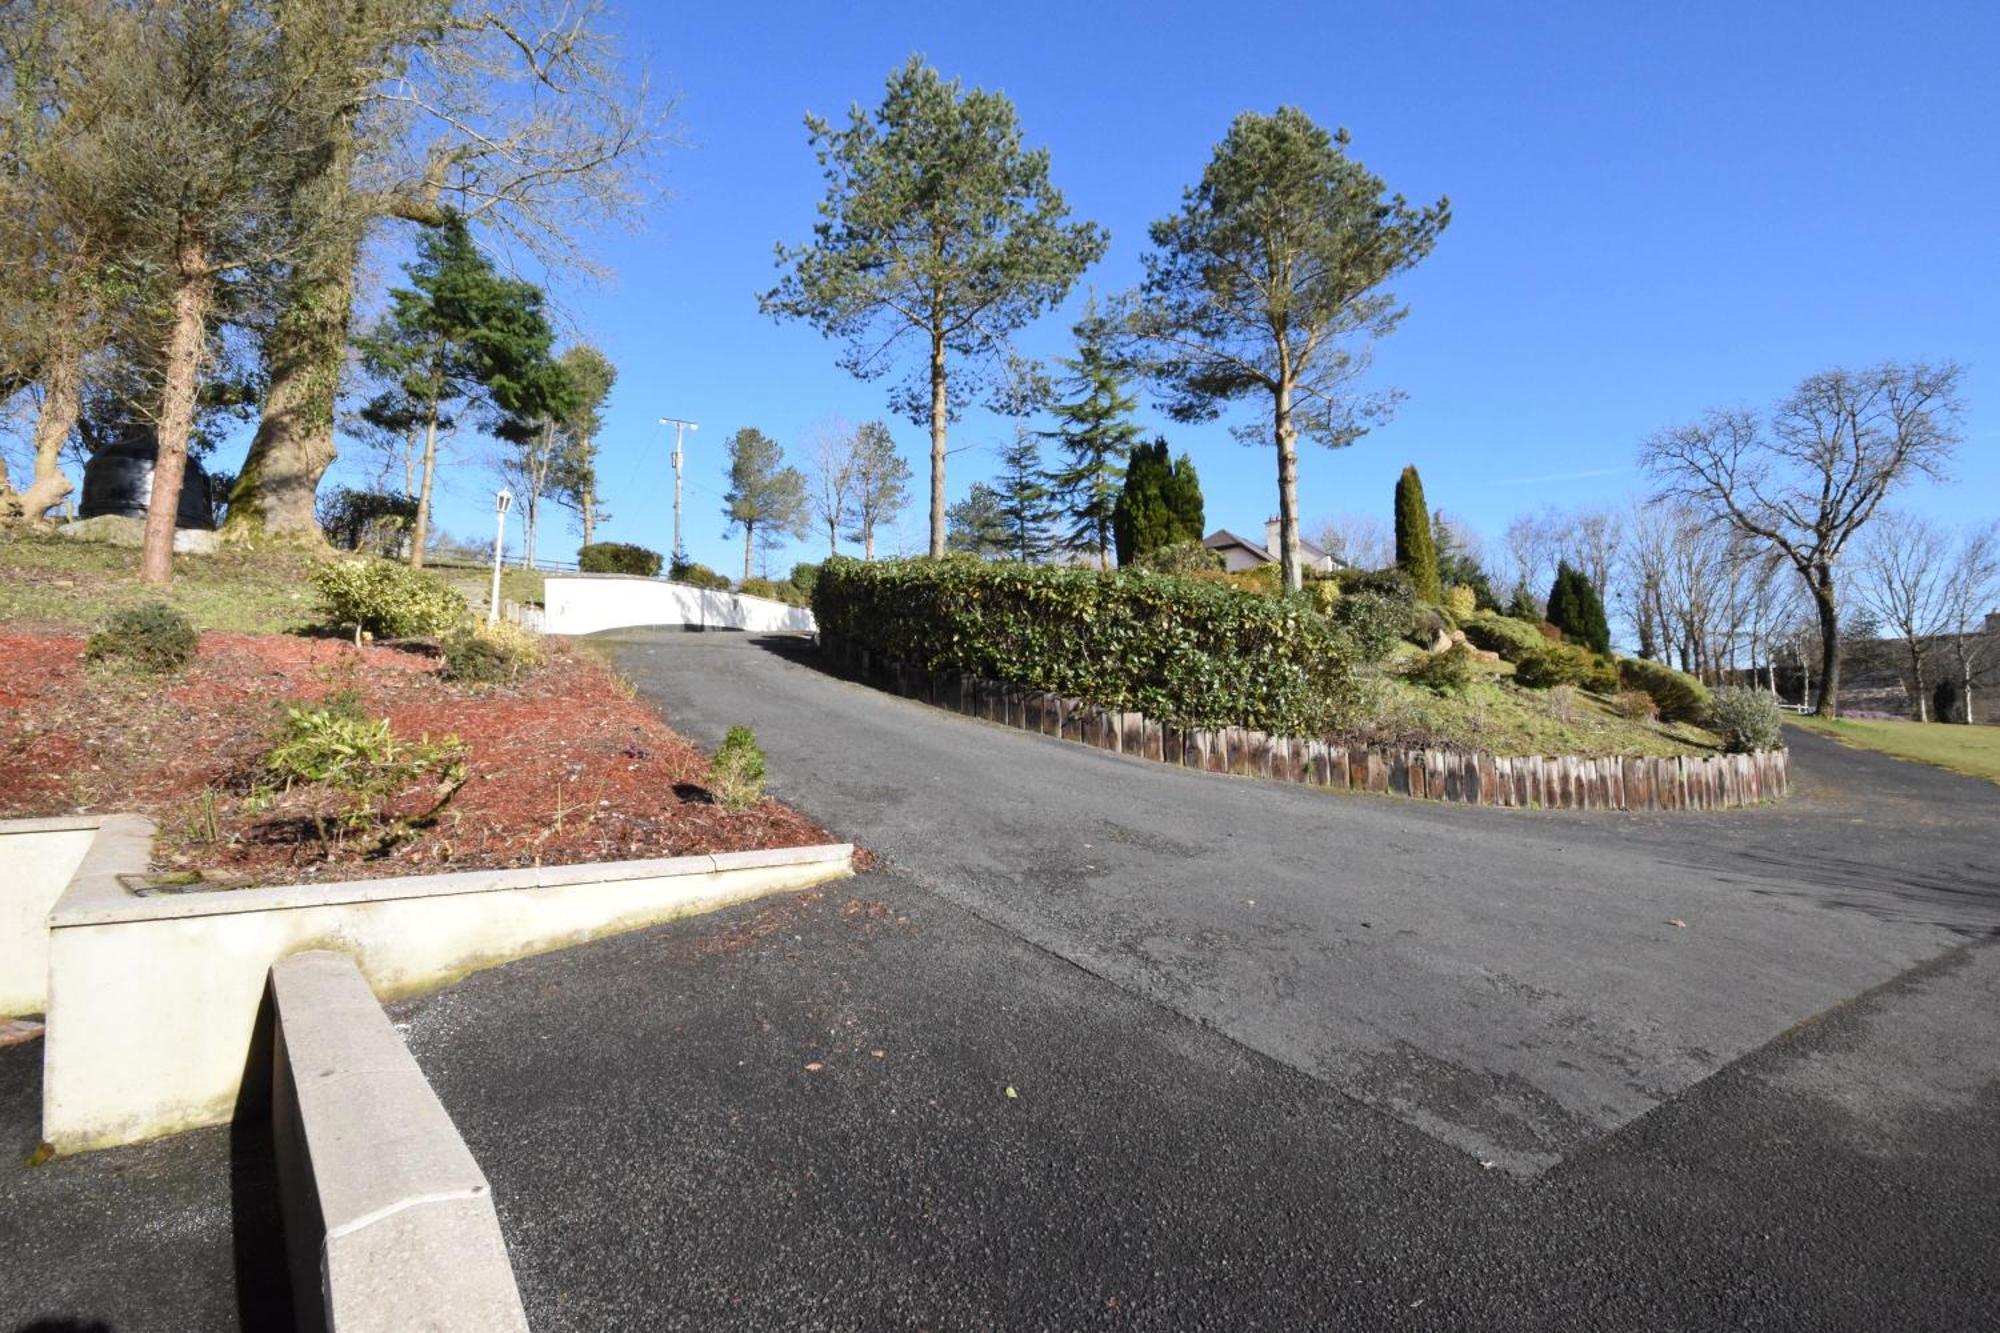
[582, 487, 596, 547]
[1274, 380, 1301, 594]
[142, 236, 212, 586]
[1811, 565, 1840, 717]
[927, 335, 947, 559]
[863, 521, 876, 561]
[1907, 642, 1929, 722]
[16, 327, 82, 521]
[742, 523, 755, 582]
[409, 406, 440, 570]
[1959, 642, 1975, 724]
[223, 231, 358, 542]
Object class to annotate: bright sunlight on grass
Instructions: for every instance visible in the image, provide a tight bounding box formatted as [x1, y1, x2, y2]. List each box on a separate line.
[1788, 715, 2000, 785]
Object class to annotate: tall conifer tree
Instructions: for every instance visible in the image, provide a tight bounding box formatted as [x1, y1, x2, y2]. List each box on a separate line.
[1394, 465, 1441, 599]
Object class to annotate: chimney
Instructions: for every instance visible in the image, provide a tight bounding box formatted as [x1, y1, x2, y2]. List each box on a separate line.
[1264, 516, 1282, 556]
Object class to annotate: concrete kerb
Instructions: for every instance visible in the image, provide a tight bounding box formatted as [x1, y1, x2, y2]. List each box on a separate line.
[0, 814, 120, 1017]
[38, 831, 855, 1153]
[272, 950, 530, 1333]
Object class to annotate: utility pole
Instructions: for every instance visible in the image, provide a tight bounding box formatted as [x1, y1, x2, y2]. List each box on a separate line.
[659, 416, 698, 567]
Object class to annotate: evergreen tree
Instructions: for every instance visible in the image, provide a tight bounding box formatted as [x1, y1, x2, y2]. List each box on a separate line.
[1507, 581, 1542, 622]
[1049, 301, 1141, 566]
[1394, 465, 1441, 600]
[995, 427, 1058, 562]
[1163, 448, 1206, 544]
[946, 482, 1012, 557]
[1433, 507, 1496, 608]
[722, 427, 809, 581]
[354, 214, 555, 568]
[844, 420, 912, 559]
[1546, 560, 1612, 654]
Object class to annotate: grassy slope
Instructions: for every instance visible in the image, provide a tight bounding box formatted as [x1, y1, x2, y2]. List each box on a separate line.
[0, 529, 323, 634]
[1788, 715, 2000, 784]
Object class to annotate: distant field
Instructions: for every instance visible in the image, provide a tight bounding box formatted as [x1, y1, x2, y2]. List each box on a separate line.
[1789, 714, 2000, 785]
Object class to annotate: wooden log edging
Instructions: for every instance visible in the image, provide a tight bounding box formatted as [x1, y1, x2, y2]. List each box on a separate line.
[816, 635, 1788, 812]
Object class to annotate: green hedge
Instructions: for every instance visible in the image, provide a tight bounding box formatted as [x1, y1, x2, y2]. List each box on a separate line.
[812, 556, 1375, 733]
[1617, 657, 1712, 724]
[312, 559, 467, 638]
[579, 542, 663, 576]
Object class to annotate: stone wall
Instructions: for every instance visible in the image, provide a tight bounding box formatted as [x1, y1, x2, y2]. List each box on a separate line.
[819, 636, 1788, 813]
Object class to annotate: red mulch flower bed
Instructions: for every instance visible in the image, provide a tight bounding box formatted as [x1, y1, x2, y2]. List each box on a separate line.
[0, 631, 838, 886]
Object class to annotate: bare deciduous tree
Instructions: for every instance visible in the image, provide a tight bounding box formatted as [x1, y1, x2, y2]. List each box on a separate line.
[1854, 511, 1955, 720]
[804, 415, 859, 557]
[1312, 512, 1393, 570]
[1640, 362, 1963, 716]
[1940, 523, 2000, 723]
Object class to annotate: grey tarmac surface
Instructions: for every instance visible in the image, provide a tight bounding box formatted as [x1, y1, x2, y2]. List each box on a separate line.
[594, 631, 2000, 1174]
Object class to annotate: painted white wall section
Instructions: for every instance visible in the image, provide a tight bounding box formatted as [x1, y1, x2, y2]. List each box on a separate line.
[0, 816, 108, 1016]
[541, 574, 816, 636]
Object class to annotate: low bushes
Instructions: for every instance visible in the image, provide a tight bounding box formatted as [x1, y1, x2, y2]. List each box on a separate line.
[1617, 657, 1712, 724]
[669, 558, 732, 590]
[739, 575, 809, 606]
[312, 560, 466, 639]
[1461, 612, 1545, 663]
[1404, 642, 1476, 695]
[260, 705, 468, 846]
[1708, 686, 1784, 753]
[440, 620, 542, 684]
[1515, 642, 1618, 693]
[812, 556, 1381, 733]
[578, 541, 663, 576]
[1133, 540, 1225, 575]
[85, 602, 198, 674]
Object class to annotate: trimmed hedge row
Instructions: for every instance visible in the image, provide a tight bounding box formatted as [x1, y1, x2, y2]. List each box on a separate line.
[812, 556, 1373, 733]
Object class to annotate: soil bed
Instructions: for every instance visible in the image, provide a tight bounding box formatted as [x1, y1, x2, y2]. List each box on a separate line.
[0, 630, 837, 886]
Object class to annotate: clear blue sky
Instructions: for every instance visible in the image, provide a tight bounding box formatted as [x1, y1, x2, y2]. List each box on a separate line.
[372, 0, 1998, 577]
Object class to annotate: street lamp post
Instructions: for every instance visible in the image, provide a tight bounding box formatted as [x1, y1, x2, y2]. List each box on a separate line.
[659, 416, 698, 567]
[488, 489, 513, 623]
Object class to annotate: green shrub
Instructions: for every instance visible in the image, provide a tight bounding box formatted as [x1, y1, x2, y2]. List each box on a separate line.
[1461, 612, 1546, 663]
[262, 706, 467, 843]
[1341, 567, 1417, 606]
[1408, 605, 1450, 647]
[670, 558, 732, 590]
[1133, 540, 1225, 576]
[578, 541, 663, 576]
[1616, 657, 1712, 725]
[1516, 642, 1616, 692]
[1610, 689, 1659, 721]
[1329, 590, 1413, 662]
[813, 556, 1376, 733]
[1441, 585, 1477, 620]
[1708, 686, 1784, 753]
[740, 575, 809, 606]
[440, 620, 542, 684]
[706, 725, 767, 811]
[789, 562, 824, 599]
[1404, 642, 1476, 695]
[85, 602, 198, 674]
[312, 559, 467, 639]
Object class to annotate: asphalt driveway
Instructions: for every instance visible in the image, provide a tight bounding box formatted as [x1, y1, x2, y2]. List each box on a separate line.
[592, 631, 1999, 1174]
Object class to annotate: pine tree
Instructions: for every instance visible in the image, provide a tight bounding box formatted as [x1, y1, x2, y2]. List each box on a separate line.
[1546, 560, 1611, 654]
[946, 482, 1012, 557]
[1049, 300, 1141, 566]
[1394, 465, 1441, 600]
[995, 427, 1058, 562]
[722, 427, 809, 581]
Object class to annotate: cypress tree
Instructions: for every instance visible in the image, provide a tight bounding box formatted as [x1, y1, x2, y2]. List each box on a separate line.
[1163, 448, 1206, 544]
[1546, 560, 1611, 654]
[1112, 439, 1173, 565]
[1394, 465, 1441, 600]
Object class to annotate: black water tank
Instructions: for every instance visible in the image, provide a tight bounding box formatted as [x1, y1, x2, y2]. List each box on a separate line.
[78, 434, 216, 529]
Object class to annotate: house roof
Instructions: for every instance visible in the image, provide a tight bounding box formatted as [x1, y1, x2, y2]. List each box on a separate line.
[1203, 528, 1335, 565]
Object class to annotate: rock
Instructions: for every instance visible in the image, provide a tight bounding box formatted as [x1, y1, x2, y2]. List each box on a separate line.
[56, 514, 220, 555]
[1429, 629, 1453, 653]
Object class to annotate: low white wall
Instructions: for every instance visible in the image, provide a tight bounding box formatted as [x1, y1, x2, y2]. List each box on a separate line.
[273, 951, 529, 1333]
[0, 816, 118, 1017]
[44, 842, 853, 1153]
[542, 573, 816, 636]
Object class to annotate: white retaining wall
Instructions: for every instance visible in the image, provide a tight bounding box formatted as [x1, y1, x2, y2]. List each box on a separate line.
[273, 951, 529, 1333]
[0, 816, 105, 1017]
[541, 573, 815, 636]
[32, 820, 852, 1153]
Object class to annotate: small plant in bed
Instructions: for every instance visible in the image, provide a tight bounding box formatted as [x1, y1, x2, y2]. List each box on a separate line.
[705, 725, 767, 811]
[312, 559, 467, 641]
[440, 620, 542, 684]
[258, 705, 468, 851]
[1404, 642, 1476, 695]
[84, 602, 198, 674]
[1707, 686, 1784, 753]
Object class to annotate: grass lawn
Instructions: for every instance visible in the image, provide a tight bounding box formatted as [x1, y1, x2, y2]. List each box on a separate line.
[0, 528, 323, 634]
[1788, 714, 2000, 785]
